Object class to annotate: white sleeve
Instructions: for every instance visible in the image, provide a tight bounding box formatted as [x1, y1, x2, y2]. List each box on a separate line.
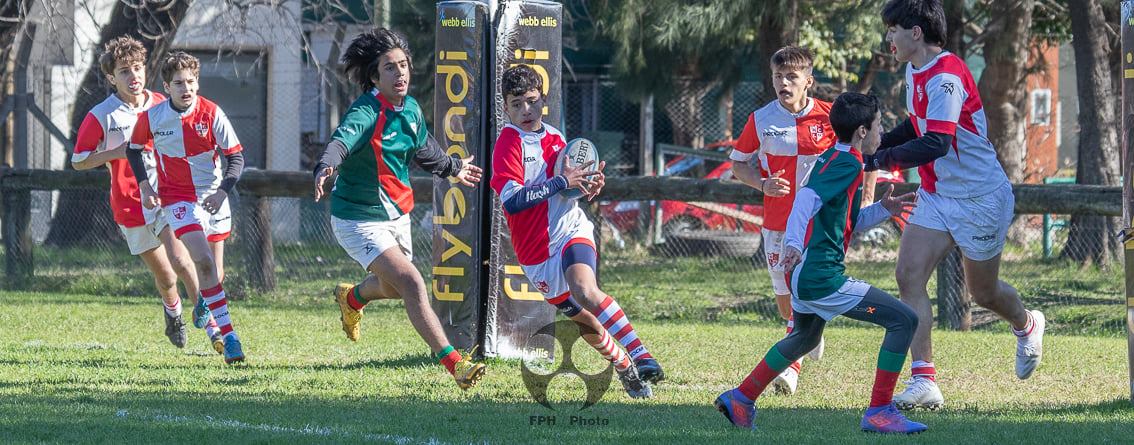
[497, 179, 524, 204]
[853, 202, 891, 233]
[782, 187, 822, 253]
[729, 149, 755, 162]
[212, 107, 243, 154]
[924, 73, 965, 135]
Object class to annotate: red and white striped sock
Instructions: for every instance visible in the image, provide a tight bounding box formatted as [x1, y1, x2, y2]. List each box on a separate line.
[585, 330, 631, 371]
[202, 284, 237, 339]
[163, 298, 182, 317]
[591, 295, 652, 361]
[911, 360, 936, 381]
[204, 317, 220, 339]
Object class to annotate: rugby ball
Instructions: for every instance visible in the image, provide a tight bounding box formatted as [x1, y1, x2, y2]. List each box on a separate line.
[554, 138, 600, 200]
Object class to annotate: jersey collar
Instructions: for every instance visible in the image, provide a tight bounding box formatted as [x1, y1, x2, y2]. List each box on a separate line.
[371, 88, 405, 112]
[775, 97, 814, 118]
[909, 50, 950, 74]
[833, 142, 863, 158]
[506, 122, 547, 142]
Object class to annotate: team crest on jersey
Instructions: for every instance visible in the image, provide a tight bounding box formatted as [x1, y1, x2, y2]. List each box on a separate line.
[194, 121, 209, 138]
[809, 124, 825, 143]
[172, 206, 187, 220]
[916, 85, 925, 102]
[535, 281, 550, 294]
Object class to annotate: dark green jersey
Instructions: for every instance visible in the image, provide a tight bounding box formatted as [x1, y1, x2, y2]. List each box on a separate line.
[785, 144, 865, 300]
[330, 90, 428, 221]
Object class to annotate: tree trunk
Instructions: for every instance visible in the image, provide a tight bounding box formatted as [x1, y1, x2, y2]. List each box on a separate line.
[753, 0, 798, 90]
[44, 0, 191, 247]
[944, 0, 966, 58]
[662, 79, 715, 149]
[978, 0, 1034, 185]
[1063, 0, 1121, 266]
[0, 0, 33, 166]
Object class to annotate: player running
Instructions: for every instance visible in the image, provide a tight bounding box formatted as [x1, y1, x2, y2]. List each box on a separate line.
[127, 51, 245, 364]
[871, 0, 1046, 410]
[490, 64, 664, 399]
[729, 46, 836, 395]
[717, 92, 925, 434]
[313, 28, 487, 390]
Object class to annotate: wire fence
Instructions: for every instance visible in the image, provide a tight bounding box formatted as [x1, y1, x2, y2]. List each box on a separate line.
[1, 165, 1124, 339]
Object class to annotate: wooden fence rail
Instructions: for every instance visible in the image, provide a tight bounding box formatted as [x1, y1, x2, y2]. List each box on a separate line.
[2, 167, 1122, 328]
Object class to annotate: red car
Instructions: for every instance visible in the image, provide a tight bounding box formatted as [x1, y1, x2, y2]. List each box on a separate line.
[599, 147, 907, 240]
[600, 154, 764, 239]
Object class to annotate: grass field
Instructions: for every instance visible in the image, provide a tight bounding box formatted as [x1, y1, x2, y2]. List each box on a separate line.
[1, 290, 1131, 444]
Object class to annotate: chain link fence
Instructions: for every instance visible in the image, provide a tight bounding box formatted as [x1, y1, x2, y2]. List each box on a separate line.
[2, 165, 1124, 339]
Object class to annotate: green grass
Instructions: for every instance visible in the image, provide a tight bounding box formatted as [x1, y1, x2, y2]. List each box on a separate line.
[1, 291, 1132, 444]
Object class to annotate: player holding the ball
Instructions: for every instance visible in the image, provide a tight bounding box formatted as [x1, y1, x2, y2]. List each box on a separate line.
[490, 64, 664, 399]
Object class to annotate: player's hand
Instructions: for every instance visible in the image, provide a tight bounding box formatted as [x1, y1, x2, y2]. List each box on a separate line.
[563, 159, 599, 191]
[878, 183, 916, 224]
[314, 166, 334, 202]
[455, 155, 483, 187]
[780, 245, 802, 273]
[762, 169, 791, 197]
[584, 161, 607, 201]
[202, 190, 227, 214]
[140, 183, 160, 210]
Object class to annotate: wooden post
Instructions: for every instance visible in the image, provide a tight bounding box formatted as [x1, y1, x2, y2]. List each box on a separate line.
[936, 247, 970, 330]
[2, 186, 33, 289]
[240, 194, 276, 292]
[1120, 0, 1134, 405]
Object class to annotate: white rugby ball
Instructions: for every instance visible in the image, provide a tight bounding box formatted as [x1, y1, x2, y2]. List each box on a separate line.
[554, 138, 600, 200]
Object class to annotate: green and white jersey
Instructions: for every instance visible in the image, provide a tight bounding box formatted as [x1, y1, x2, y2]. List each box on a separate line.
[783, 143, 889, 300]
[330, 89, 428, 222]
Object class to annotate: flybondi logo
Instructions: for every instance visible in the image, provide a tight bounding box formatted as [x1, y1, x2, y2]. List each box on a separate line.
[439, 9, 476, 28]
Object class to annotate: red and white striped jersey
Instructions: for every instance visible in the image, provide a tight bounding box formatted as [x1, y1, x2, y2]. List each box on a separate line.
[904, 51, 1008, 197]
[73, 90, 164, 227]
[129, 96, 242, 205]
[490, 123, 592, 266]
[729, 98, 836, 231]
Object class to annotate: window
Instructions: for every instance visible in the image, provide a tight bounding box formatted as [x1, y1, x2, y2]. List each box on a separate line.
[1031, 89, 1052, 126]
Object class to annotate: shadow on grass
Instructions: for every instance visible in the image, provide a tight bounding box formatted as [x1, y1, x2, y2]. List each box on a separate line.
[2, 391, 1132, 444]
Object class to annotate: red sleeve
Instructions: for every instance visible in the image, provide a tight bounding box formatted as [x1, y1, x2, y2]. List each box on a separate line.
[74, 113, 104, 155]
[129, 111, 154, 151]
[490, 129, 525, 195]
[734, 114, 760, 154]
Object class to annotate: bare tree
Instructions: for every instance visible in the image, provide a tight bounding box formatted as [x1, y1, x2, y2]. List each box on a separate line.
[0, 0, 33, 166]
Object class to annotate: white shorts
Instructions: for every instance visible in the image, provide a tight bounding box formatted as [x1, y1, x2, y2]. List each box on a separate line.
[761, 228, 789, 295]
[791, 277, 870, 321]
[119, 215, 169, 256]
[164, 199, 232, 243]
[332, 214, 413, 269]
[520, 228, 597, 300]
[909, 181, 1013, 261]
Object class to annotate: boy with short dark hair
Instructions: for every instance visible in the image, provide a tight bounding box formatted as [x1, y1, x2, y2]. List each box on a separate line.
[490, 64, 663, 399]
[716, 92, 925, 434]
[874, 0, 1046, 410]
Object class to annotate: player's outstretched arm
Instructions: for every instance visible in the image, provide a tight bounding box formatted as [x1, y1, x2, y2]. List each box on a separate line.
[854, 184, 916, 231]
[863, 131, 952, 172]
